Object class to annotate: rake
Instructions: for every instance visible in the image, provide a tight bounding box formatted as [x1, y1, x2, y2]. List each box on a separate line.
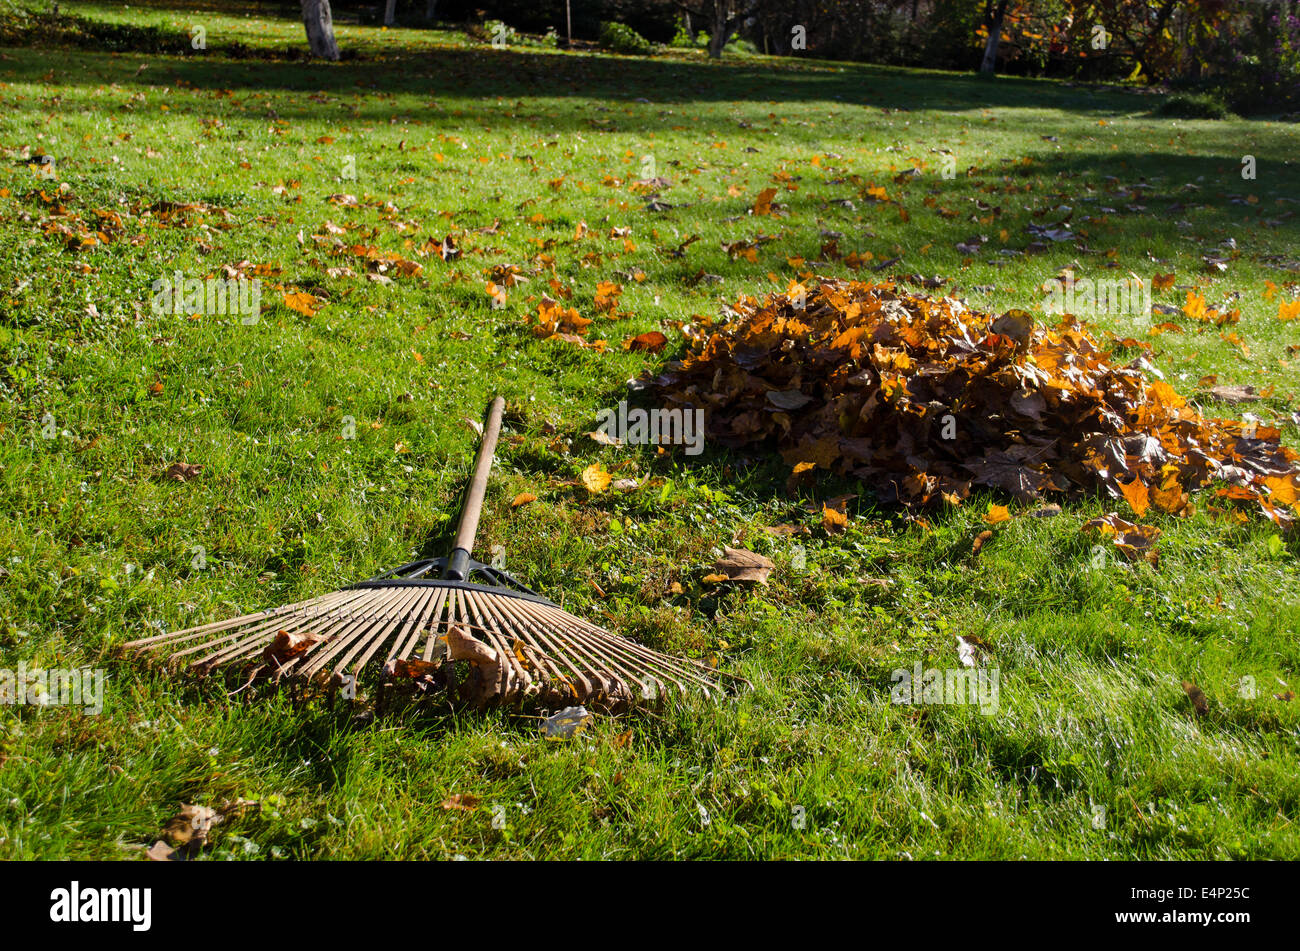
[125, 397, 739, 711]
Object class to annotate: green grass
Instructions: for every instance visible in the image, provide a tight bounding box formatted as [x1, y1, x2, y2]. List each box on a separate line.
[0, 0, 1298, 859]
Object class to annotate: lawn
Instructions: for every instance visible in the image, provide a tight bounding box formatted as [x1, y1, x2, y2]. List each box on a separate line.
[0, 0, 1298, 860]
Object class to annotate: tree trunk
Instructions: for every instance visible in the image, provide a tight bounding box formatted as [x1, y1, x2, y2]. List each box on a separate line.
[979, 0, 1008, 75]
[425, 0, 437, 23]
[707, 5, 730, 58]
[384, 0, 397, 27]
[301, 0, 340, 60]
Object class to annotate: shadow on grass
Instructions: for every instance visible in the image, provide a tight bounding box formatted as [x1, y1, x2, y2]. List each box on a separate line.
[5, 29, 1166, 118]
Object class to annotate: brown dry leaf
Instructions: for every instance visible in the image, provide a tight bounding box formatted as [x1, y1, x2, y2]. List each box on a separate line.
[1208, 384, 1260, 403]
[1151, 477, 1190, 516]
[263, 629, 327, 669]
[147, 841, 178, 862]
[154, 797, 257, 859]
[440, 793, 481, 811]
[1182, 681, 1209, 716]
[707, 547, 774, 585]
[1082, 513, 1162, 565]
[163, 462, 203, 482]
[1275, 689, 1295, 702]
[581, 463, 612, 495]
[384, 657, 440, 682]
[971, 529, 994, 556]
[763, 523, 809, 537]
[162, 804, 220, 848]
[767, 389, 813, 411]
[511, 492, 537, 508]
[753, 187, 778, 216]
[624, 331, 668, 353]
[445, 624, 501, 703]
[989, 309, 1034, 346]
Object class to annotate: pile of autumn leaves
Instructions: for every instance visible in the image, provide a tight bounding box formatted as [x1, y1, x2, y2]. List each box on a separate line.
[651, 279, 1300, 547]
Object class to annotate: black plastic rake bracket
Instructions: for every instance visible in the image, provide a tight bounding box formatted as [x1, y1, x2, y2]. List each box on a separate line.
[347, 553, 558, 607]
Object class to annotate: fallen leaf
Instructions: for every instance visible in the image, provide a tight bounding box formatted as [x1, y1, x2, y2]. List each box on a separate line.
[163, 462, 203, 482]
[1182, 681, 1209, 716]
[983, 504, 1011, 525]
[263, 629, 328, 670]
[1208, 385, 1260, 403]
[624, 331, 668, 353]
[542, 705, 592, 739]
[282, 291, 322, 317]
[1119, 478, 1150, 518]
[162, 804, 220, 848]
[440, 793, 480, 811]
[581, 463, 612, 494]
[511, 492, 537, 508]
[707, 547, 774, 585]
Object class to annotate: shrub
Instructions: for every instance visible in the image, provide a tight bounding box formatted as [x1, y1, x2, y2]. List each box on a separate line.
[598, 20, 652, 55]
[1155, 93, 1233, 119]
[724, 35, 759, 56]
[482, 19, 518, 45]
[669, 16, 706, 49]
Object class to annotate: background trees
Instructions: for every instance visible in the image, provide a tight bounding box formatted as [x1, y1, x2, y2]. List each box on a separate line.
[319, 0, 1299, 112]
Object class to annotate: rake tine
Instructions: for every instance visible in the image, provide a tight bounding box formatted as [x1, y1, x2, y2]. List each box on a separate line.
[297, 584, 429, 680]
[479, 591, 599, 700]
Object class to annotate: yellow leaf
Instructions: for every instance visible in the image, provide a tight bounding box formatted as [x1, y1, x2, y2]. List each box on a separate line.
[511, 492, 537, 508]
[283, 291, 321, 317]
[581, 464, 612, 495]
[983, 504, 1011, 525]
[1264, 475, 1299, 509]
[821, 504, 848, 534]
[1119, 478, 1150, 518]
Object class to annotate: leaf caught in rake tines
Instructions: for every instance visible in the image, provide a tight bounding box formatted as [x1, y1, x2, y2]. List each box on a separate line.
[264, 629, 329, 670]
[445, 623, 503, 706]
[383, 657, 440, 689]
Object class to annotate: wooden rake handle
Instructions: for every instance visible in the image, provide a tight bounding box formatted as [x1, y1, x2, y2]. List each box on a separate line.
[445, 396, 505, 581]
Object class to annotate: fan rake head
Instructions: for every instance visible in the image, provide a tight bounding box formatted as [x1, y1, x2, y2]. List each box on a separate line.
[125, 397, 743, 712]
[125, 555, 738, 712]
